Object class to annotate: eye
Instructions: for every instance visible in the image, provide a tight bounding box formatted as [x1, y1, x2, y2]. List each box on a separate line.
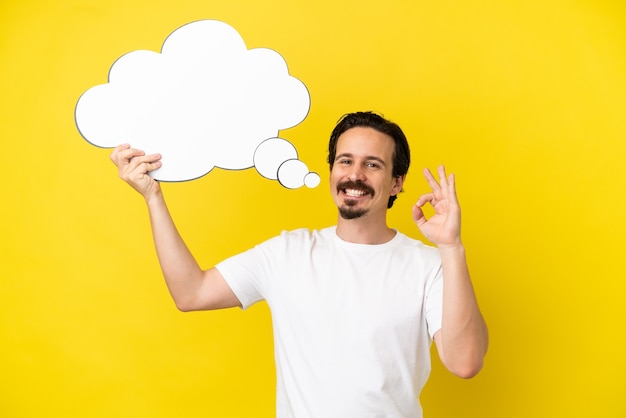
[366, 162, 381, 169]
[337, 158, 352, 165]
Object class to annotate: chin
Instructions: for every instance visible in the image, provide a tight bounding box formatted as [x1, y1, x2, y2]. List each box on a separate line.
[339, 206, 368, 220]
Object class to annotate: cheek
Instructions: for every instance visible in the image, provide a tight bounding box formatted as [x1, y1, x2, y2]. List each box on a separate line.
[329, 168, 345, 184]
[329, 172, 340, 193]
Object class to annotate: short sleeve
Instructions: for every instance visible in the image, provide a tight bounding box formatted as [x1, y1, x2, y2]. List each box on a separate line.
[215, 246, 267, 310]
[424, 265, 443, 339]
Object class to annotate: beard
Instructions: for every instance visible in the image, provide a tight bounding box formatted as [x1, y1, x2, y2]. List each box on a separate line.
[339, 201, 368, 220]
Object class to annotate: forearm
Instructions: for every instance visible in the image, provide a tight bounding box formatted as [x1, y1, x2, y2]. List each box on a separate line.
[109, 145, 236, 310]
[437, 244, 488, 378]
[145, 190, 205, 311]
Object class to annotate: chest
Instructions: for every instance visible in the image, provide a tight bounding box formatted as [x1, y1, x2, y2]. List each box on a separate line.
[266, 247, 429, 337]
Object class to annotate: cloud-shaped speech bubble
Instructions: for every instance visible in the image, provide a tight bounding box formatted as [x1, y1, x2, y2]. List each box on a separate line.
[75, 19, 319, 189]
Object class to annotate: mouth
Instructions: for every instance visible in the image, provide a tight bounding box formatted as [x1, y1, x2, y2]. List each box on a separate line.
[337, 181, 374, 199]
[344, 188, 367, 197]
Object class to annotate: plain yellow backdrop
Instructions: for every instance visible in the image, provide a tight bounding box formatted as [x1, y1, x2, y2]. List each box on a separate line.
[1, 0, 625, 417]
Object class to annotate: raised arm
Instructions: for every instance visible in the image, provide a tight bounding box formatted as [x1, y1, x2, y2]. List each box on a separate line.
[413, 165, 488, 378]
[110, 144, 241, 311]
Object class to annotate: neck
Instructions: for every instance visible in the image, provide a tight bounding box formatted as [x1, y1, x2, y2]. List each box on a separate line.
[335, 215, 396, 244]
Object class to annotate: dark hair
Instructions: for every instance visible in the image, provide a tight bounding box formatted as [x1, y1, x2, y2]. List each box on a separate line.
[328, 111, 410, 208]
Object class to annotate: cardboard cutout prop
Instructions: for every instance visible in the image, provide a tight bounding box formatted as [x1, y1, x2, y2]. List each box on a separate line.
[75, 20, 319, 189]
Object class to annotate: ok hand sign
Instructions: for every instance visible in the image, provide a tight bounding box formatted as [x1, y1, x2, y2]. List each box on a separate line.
[412, 165, 462, 248]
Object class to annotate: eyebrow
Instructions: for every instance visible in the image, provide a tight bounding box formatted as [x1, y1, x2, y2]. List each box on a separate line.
[334, 153, 387, 166]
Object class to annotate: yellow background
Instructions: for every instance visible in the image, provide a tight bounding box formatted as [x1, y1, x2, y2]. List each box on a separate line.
[1, 0, 625, 416]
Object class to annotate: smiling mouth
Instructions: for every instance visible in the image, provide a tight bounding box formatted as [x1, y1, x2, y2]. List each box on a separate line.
[344, 188, 367, 197]
[337, 181, 374, 198]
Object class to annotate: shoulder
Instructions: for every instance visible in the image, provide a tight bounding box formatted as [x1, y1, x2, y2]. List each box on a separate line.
[259, 227, 334, 248]
[393, 230, 433, 249]
[393, 231, 441, 260]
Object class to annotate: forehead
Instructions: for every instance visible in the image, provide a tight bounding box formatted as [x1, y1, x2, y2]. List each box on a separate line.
[335, 127, 395, 160]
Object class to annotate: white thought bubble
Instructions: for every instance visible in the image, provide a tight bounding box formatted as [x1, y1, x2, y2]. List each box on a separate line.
[75, 19, 318, 188]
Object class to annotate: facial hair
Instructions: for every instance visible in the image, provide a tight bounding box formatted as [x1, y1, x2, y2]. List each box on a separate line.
[339, 203, 368, 220]
[337, 180, 375, 220]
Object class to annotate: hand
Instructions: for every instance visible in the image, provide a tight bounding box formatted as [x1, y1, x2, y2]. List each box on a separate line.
[412, 165, 462, 248]
[110, 144, 162, 200]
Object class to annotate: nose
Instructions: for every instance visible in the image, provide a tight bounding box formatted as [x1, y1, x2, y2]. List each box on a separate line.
[347, 164, 366, 181]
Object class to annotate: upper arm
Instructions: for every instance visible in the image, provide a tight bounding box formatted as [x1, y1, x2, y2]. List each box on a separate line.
[433, 329, 445, 362]
[180, 267, 242, 311]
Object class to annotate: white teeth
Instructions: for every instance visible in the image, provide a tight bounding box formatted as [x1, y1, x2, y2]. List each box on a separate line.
[345, 189, 366, 197]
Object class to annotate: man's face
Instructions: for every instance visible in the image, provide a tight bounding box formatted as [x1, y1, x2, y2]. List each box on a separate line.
[330, 127, 404, 220]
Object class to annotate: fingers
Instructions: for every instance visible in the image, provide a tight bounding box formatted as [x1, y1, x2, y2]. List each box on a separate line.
[110, 144, 144, 167]
[413, 191, 435, 226]
[437, 165, 447, 183]
[110, 143, 162, 187]
[437, 166, 458, 204]
[110, 144, 160, 169]
[412, 203, 427, 226]
[415, 192, 434, 208]
[424, 166, 447, 201]
[110, 144, 131, 164]
[126, 152, 161, 171]
[418, 165, 461, 217]
[122, 155, 161, 184]
[423, 167, 440, 192]
[424, 165, 457, 197]
[446, 172, 457, 201]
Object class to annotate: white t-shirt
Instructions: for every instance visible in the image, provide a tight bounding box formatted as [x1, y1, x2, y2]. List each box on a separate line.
[216, 227, 443, 418]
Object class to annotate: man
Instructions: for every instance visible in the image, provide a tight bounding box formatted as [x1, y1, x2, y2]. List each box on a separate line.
[110, 111, 488, 417]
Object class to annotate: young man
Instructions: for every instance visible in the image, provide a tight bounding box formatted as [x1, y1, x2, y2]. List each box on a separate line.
[110, 111, 488, 417]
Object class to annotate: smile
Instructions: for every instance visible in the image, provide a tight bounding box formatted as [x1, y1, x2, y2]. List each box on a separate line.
[344, 188, 367, 197]
[337, 180, 375, 198]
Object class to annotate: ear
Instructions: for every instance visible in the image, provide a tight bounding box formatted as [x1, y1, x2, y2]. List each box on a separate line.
[391, 174, 406, 196]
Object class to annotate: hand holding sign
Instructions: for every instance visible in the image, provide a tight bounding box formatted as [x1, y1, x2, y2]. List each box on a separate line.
[76, 20, 319, 189]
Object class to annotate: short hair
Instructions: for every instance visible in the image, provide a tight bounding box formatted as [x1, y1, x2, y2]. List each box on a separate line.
[327, 111, 410, 208]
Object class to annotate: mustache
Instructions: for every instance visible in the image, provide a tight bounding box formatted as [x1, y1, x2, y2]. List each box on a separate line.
[337, 180, 375, 196]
